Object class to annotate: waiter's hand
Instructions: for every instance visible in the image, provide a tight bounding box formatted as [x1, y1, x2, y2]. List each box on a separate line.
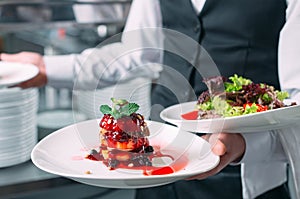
[187, 133, 245, 180]
[0, 52, 47, 88]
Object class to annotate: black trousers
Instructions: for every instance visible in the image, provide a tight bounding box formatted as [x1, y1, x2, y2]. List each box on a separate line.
[135, 165, 290, 199]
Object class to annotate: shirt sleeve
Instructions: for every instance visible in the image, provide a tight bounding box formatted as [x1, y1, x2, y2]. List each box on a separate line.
[44, 0, 163, 90]
[240, 131, 287, 164]
[43, 54, 77, 89]
[278, 0, 300, 101]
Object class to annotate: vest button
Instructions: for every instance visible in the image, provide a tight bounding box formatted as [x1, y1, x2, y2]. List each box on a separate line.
[194, 24, 200, 32]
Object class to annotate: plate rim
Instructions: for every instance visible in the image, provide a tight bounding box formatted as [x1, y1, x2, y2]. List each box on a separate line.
[161, 100, 300, 122]
[31, 119, 220, 182]
[160, 100, 300, 133]
[0, 61, 39, 87]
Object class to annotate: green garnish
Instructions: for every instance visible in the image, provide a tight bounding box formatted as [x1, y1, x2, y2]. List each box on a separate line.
[243, 103, 259, 114]
[100, 98, 139, 119]
[276, 91, 289, 101]
[197, 96, 244, 117]
[196, 101, 213, 111]
[225, 74, 252, 92]
[211, 96, 244, 117]
[100, 105, 112, 114]
[262, 93, 271, 102]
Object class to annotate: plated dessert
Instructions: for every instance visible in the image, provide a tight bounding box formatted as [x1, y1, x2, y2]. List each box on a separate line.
[31, 117, 219, 188]
[86, 98, 186, 175]
[182, 74, 297, 120]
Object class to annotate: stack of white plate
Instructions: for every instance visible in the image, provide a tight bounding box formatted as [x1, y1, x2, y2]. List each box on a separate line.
[75, 78, 152, 120]
[0, 88, 39, 168]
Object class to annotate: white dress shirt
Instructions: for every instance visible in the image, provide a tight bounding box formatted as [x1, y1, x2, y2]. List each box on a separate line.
[44, 0, 300, 198]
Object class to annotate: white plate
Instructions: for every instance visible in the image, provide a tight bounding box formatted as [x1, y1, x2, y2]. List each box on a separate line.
[37, 110, 87, 129]
[0, 87, 37, 99]
[0, 125, 36, 139]
[0, 113, 36, 126]
[0, 135, 37, 151]
[0, 104, 37, 117]
[0, 153, 31, 168]
[160, 101, 300, 133]
[0, 141, 36, 159]
[31, 120, 219, 189]
[0, 61, 39, 88]
[0, 130, 37, 146]
[0, 123, 36, 136]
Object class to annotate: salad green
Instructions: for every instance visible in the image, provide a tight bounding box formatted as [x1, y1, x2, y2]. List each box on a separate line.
[196, 74, 291, 119]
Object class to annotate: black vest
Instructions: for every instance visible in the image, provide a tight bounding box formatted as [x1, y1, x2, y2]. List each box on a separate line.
[151, 0, 286, 113]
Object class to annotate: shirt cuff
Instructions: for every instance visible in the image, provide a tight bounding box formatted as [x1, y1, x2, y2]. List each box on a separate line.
[234, 132, 273, 165]
[44, 54, 76, 89]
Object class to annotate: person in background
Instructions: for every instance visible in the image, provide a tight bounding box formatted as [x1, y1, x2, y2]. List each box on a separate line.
[1, 0, 300, 198]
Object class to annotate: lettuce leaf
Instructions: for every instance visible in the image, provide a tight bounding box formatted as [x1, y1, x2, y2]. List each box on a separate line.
[225, 74, 252, 92]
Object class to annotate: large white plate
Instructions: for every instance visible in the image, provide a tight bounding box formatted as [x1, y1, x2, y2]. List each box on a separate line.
[31, 120, 219, 189]
[0, 61, 39, 88]
[160, 101, 300, 133]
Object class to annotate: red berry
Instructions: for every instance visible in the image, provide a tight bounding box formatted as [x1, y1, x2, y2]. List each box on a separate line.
[117, 115, 141, 133]
[99, 112, 151, 152]
[100, 114, 115, 131]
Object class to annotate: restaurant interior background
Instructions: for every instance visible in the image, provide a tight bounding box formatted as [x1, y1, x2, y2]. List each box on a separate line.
[0, 0, 137, 198]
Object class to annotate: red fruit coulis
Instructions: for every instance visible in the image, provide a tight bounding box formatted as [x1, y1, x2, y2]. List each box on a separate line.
[85, 146, 188, 176]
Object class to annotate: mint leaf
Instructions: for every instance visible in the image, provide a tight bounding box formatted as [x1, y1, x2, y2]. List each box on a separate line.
[112, 108, 121, 119]
[100, 99, 140, 118]
[119, 103, 130, 117]
[100, 105, 112, 115]
[128, 103, 139, 115]
[111, 98, 128, 106]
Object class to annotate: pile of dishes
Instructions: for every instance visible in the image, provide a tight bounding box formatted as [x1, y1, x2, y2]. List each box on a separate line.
[0, 88, 39, 168]
[75, 78, 152, 120]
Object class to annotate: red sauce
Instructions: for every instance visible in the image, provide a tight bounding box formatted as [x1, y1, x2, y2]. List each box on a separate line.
[145, 152, 188, 175]
[72, 156, 84, 160]
[147, 166, 174, 175]
[85, 146, 188, 176]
